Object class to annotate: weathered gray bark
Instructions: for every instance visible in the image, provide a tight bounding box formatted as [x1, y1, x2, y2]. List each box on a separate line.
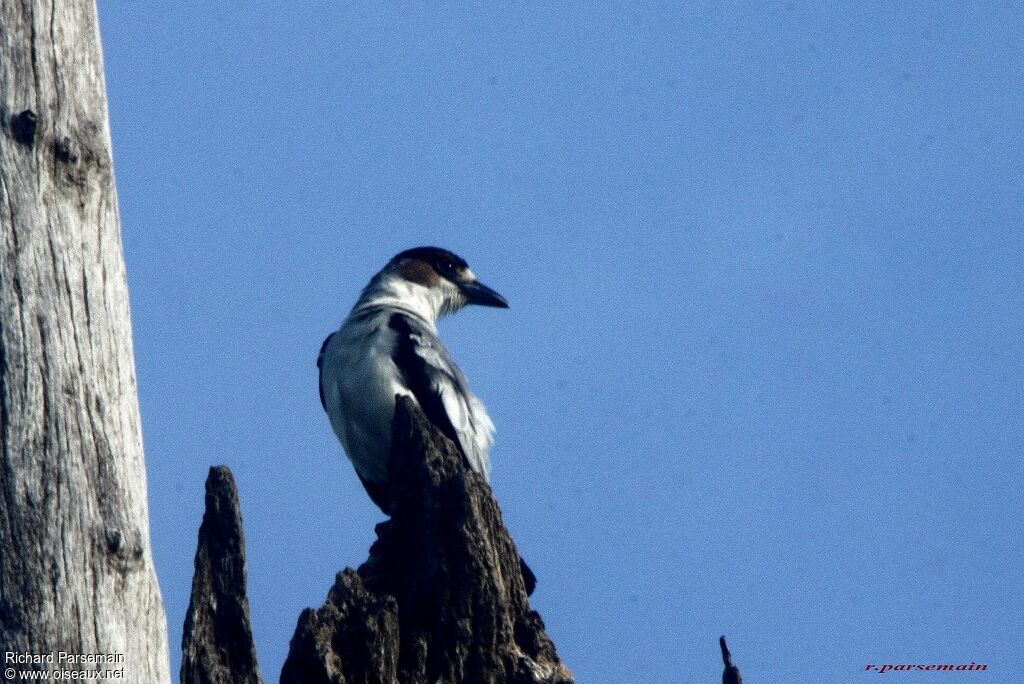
[0, 2, 171, 682]
[280, 397, 573, 684]
[181, 467, 262, 684]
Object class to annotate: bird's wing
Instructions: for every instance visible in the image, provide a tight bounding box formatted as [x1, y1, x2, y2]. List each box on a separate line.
[388, 312, 492, 477]
[316, 332, 335, 411]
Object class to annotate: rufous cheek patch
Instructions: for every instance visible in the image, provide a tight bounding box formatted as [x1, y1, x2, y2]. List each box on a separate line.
[399, 259, 440, 287]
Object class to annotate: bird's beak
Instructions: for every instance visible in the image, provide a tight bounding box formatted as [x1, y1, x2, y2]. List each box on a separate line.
[461, 280, 509, 308]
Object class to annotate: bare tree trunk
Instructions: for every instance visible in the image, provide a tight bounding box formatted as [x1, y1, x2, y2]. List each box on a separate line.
[0, 2, 171, 682]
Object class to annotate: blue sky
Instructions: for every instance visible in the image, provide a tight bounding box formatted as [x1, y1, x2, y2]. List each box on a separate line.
[98, 2, 1022, 681]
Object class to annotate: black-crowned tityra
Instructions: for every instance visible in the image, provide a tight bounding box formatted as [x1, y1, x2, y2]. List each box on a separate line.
[317, 246, 535, 594]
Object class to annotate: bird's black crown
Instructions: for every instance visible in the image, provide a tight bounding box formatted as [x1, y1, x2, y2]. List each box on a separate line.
[391, 247, 469, 277]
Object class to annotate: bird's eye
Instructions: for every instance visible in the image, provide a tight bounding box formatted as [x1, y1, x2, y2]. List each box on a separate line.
[442, 261, 455, 273]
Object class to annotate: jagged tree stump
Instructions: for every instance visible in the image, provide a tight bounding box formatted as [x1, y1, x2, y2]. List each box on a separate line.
[280, 397, 573, 684]
[180, 399, 742, 683]
[181, 467, 262, 684]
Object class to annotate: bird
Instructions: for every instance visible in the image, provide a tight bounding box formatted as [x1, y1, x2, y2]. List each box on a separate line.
[317, 246, 536, 594]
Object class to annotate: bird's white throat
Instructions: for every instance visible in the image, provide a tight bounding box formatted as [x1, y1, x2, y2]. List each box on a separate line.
[351, 271, 463, 326]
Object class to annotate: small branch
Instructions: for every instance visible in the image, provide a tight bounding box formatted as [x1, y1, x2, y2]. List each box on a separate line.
[720, 636, 743, 684]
